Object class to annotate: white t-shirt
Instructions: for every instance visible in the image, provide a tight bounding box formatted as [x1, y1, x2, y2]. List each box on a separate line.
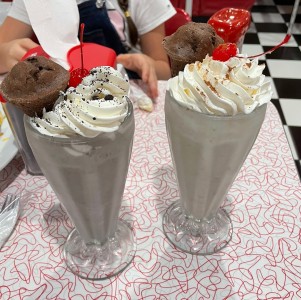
[8, 0, 176, 53]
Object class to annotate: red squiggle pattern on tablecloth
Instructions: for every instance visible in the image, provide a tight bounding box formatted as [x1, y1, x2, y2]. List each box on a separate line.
[0, 81, 300, 300]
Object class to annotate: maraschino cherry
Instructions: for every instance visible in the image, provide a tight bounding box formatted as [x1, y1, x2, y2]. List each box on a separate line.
[212, 34, 292, 62]
[69, 23, 89, 87]
[212, 43, 238, 62]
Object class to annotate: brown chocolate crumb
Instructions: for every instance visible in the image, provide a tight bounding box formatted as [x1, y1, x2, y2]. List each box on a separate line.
[104, 94, 114, 101]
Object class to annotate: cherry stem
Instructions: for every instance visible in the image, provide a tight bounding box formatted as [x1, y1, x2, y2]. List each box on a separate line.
[238, 0, 299, 59]
[80, 23, 85, 76]
[244, 34, 291, 59]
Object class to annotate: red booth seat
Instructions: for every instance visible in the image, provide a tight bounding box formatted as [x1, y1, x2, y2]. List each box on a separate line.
[170, 0, 255, 16]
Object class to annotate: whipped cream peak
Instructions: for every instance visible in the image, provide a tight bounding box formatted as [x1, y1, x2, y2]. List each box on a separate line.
[81, 66, 129, 96]
[31, 66, 130, 137]
[168, 55, 272, 116]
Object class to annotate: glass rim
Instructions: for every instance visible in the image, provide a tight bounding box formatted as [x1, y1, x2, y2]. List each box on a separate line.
[24, 97, 133, 144]
[166, 90, 268, 121]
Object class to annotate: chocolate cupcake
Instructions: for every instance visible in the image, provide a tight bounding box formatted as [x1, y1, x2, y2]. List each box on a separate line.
[0, 56, 70, 117]
[163, 22, 224, 76]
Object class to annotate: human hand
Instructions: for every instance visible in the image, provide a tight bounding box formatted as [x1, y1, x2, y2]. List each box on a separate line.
[0, 38, 38, 74]
[116, 53, 158, 99]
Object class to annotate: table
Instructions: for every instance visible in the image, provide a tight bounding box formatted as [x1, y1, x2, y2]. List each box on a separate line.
[0, 81, 300, 299]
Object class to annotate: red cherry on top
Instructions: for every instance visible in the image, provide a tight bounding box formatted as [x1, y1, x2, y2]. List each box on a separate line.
[68, 23, 89, 88]
[0, 94, 6, 103]
[69, 68, 90, 88]
[212, 43, 238, 62]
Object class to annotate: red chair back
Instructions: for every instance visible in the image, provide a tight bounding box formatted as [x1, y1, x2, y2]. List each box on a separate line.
[165, 8, 191, 36]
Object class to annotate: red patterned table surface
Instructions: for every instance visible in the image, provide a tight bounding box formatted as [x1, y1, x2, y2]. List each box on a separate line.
[0, 81, 300, 300]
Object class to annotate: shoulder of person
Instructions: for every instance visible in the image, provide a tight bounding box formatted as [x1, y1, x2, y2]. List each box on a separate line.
[130, 0, 175, 33]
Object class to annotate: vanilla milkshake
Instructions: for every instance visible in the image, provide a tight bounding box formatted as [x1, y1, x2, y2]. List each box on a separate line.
[163, 55, 272, 254]
[25, 66, 135, 279]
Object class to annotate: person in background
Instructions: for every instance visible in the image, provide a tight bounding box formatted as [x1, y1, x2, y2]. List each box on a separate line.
[0, 0, 176, 99]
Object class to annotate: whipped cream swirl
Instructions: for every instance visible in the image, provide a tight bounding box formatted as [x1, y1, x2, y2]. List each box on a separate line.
[168, 55, 272, 115]
[31, 66, 130, 138]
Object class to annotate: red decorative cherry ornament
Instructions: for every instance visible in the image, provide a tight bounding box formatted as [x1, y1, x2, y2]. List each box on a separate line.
[68, 23, 89, 87]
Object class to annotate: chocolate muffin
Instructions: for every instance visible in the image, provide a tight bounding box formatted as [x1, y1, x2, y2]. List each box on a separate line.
[0, 56, 70, 117]
[163, 22, 224, 76]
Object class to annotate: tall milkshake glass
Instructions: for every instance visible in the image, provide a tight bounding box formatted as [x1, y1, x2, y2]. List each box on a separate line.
[163, 90, 267, 255]
[24, 99, 135, 280]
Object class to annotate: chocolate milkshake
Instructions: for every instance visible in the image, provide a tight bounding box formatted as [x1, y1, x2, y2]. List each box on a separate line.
[24, 66, 135, 279]
[163, 55, 272, 255]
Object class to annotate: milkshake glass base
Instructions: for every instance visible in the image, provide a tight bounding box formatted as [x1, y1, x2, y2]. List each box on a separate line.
[163, 201, 233, 255]
[64, 220, 136, 280]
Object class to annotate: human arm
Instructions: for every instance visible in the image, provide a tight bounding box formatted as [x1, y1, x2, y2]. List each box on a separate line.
[116, 23, 170, 99]
[0, 16, 38, 74]
[139, 23, 171, 80]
